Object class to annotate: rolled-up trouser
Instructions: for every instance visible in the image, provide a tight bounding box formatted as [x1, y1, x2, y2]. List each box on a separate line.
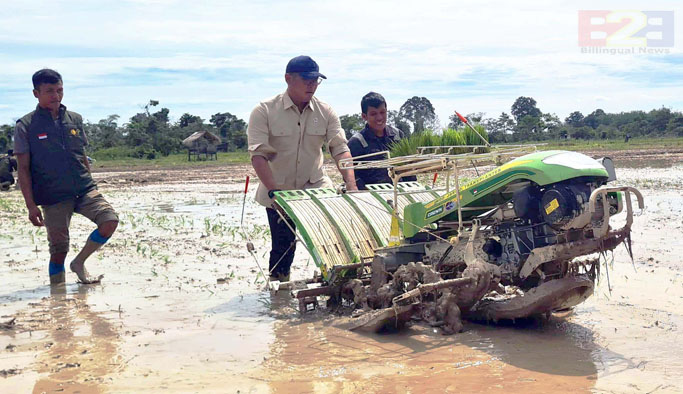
[42, 189, 119, 255]
[266, 207, 296, 277]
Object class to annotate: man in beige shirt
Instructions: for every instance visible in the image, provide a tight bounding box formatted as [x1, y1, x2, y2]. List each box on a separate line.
[248, 55, 357, 281]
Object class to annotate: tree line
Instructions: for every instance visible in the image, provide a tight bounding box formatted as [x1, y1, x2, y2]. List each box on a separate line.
[0, 100, 248, 160]
[1, 97, 681, 158]
[340, 96, 683, 143]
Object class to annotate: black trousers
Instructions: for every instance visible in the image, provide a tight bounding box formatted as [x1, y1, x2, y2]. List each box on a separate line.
[266, 208, 296, 276]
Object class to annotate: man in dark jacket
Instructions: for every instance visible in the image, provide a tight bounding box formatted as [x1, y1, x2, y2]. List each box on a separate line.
[0, 150, 17, 191]
[347, 92, 416, 189]
[14, 69, 119, 285]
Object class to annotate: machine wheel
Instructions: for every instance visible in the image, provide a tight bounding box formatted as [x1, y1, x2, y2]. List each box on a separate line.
[467, 276, 594, 321]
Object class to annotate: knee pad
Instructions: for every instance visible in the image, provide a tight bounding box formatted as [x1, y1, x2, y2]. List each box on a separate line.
[49, 262, 65, 275]
[89, 229, 110, 244]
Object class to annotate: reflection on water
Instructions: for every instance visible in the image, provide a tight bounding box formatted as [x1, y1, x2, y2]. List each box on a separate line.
[31, 285, 121, 394]
[258, 295, 597, 393]
[124, 198, 244, 218]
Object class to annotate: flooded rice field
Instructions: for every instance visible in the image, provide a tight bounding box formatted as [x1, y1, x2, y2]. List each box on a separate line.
[1, 149, 682, 393]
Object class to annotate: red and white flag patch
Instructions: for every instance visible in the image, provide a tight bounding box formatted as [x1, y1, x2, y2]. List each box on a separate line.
[38, 133, 47, 140]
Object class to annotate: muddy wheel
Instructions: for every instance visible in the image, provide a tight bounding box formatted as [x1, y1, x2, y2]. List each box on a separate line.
[467, 276, 594, 321]
[349, 304, 416, 333]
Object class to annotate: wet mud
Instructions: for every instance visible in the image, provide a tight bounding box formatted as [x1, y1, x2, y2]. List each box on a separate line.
[1, 148, 682, 393]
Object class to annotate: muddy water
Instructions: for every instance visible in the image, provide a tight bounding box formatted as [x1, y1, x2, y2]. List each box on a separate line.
[1, 156, 682, 393]
[261, 311, 597, 393]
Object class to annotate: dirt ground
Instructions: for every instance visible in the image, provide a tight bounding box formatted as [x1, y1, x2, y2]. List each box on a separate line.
[1, 148, 682, 394]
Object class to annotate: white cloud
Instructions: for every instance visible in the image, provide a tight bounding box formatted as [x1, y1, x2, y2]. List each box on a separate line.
[0, 0, 680, 125]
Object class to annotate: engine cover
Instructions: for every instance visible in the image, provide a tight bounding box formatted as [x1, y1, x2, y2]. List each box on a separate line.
[540, 183, 590, 229]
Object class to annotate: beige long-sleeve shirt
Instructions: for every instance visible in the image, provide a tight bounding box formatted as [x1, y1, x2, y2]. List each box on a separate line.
[248, 91, 350, 206]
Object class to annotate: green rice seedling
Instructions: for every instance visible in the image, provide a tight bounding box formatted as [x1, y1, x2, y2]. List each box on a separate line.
[389, 132, 424, 157]
[253, 271, 264, 285]
[204, 218, 211, 235]
[0, 198, 14, 211]
[257, 297, 272, 308]
[390, 126, 489, 157]
[463, 124, 489, 146]
[441, 128, 467, 147]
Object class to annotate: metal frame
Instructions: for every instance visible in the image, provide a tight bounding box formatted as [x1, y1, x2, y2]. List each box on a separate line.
[339, 144, 539, 241]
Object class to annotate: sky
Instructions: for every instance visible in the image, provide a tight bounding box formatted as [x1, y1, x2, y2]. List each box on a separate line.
[0, 0, 681, 128]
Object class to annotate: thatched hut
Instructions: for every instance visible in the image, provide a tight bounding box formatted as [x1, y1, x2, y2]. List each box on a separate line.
[182, 131, 221, 160]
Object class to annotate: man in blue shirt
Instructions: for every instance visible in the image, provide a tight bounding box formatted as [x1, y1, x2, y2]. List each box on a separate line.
[347, 92, 416, 189]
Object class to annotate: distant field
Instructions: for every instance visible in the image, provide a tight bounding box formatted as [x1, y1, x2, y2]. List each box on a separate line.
[89, 137, 683, 171]
[536, 136, 683, 151]
[90, 151, 250, 170]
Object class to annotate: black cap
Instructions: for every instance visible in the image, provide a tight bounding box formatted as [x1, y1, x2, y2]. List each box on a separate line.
[285, 55, 327, 80]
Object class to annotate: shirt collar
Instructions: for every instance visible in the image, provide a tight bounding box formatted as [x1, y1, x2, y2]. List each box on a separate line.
[282, 91, 313, 112]
[363, 123, 396, 139]
[35, 104, 66, 119]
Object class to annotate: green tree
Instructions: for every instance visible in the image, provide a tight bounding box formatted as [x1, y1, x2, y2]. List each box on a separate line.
[339, 113, 364, 140]
[86, 115, 121, 149]
[596, 125, 619, 139]
[398, 96, 438, 133]
[565, 111, 584, 127]
[584, 109, 606, 129]
[447, 112, 484, 129]
[178, 113, 203, 128]
[666, 114, 683, 136]
[514, 115, 544, 141]
[497, 112, 516, 134]
[124, 101, 179, 158]
[210, 112, 247, 151]
[511, 96, 541, 123]
[541, 113, 562, 137]
[0, 124, 13, 152]
[650, 107, 672, 133]
[569, 126, 594, 140]
[480, 112, 515, 143]
[388, 110, 410, 136]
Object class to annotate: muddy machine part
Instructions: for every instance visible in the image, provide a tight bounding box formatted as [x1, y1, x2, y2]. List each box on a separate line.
[272, 148, 644, 334]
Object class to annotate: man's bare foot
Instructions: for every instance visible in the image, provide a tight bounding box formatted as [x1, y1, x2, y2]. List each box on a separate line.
[69, 260, 103, 284]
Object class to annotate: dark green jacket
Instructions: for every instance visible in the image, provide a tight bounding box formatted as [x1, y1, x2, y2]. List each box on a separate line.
[17, 105, 95, 205]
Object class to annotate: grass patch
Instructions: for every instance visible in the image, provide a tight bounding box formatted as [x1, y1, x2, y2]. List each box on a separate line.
[90, 151, 250, 170]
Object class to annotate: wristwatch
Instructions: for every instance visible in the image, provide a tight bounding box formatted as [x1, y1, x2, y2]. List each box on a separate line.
[268, 189, 281, 199]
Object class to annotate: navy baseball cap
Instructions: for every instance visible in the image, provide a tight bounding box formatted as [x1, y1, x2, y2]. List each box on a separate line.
[286, 55, 327, 80]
